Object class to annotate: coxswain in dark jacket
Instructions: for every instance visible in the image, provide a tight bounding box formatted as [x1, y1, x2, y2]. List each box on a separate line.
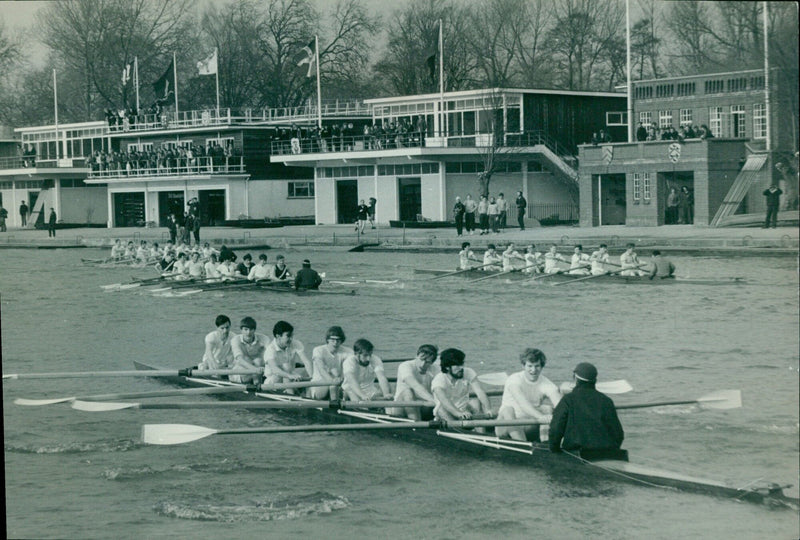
[294, 259, 322, 290]
[549, 362, 625, 460]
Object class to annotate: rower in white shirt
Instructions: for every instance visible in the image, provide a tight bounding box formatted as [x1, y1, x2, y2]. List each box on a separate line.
[135, 241, 150, 261]
[569, 245, 591, 275]
[171, 252, 190, 279]
[308, 326, 352, 400]
[196, 314, 236, 373]
[387, 344, 439, 420]
[263, 320, 313, 389]
[186, 251, 205, 278]
[229, 316, 270, 384]
[543, 245, 568, 274]
[248, 254, 272, 281]
[482, 244, 503, 272]
[523, 244, 544, 274]
[496, 348, 561, 441]
[201, 242, 219, 260]
[459, 242, 481, 270]
[110, 239, 125, 260]
[204, 253, 221, 279]
[620, 242, 646, 276]
[589, 244, 611, 275]
[502, 243, 525, 272]
[341, 338, 391, 401]
[216, 259, 237, 280]
[431, 348, 492, 421]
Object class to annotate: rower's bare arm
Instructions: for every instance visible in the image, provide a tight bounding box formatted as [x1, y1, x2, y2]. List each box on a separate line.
[407, 377, 435, 402]
[297, 351, 313, 378]
[545, 383, 562, 408]
[376, 371, 391, 398]
[470, 380, 493, 416]
[434, 388, 469, 419]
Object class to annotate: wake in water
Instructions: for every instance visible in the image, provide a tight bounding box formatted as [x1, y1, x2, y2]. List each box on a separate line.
[4, 438, 140, 454]
[103, 458, 289, 481]
[152, 492, 350, 522]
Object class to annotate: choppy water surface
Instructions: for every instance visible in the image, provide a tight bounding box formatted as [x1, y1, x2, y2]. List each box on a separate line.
[2, 248, 799, 539]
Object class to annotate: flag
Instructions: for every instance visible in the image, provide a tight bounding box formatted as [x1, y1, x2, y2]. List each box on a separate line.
[297, 39, 316, 78]
[424, 51, 436, 83]
[122, 64, 131, 86]
[152, 60, 174, 100]
[197, 50, 217, 76]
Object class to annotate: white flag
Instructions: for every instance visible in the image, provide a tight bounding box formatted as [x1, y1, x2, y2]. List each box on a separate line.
[122, 64, 131, 86]
[297, 39, 316, 78]
[197, 50, 218, 76]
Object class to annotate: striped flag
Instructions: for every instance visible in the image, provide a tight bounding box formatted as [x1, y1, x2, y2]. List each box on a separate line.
[297, 39, 316, 78]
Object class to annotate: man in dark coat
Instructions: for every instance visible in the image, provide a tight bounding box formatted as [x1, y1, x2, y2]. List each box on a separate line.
[762, 184, 782, 229]
[515, 191, 527, 231]
[549, 362, 625, 461]
[48, 208, 57, 237]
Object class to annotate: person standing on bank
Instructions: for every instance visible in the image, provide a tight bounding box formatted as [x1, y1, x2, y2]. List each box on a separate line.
[464, 194, 477, 235]
[0, 204, 7, 232]
[453, 196, 466, 237]
[48, 208, 57, 237]
[367, 197, 377, 229]
[515, 191, 527, 231]
[762, 184, 782, 229]
[19, 200, 28, 227]
[549, 362, 625, 461]
[496, 192, 508, 231]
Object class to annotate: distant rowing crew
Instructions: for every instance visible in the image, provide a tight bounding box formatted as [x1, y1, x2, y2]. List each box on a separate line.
[197, 314, 625, 456]
[459, 241, 676, 279]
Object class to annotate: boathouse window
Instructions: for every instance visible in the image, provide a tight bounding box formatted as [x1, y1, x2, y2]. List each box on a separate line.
[633, 173, 642, 202]
[288, 181, 315, 198]
[680, 109, 693, 125]
[639, 111, 652, 126]
[659, 110, 673, 128]
[0, 181, 13, 189]
[676, 82, 696, 97]
[709, 107, 723, 138]
[749, 76, 765, 90]
[753, 104, 766, 139]
[705, 79, 724, 94]
[642, 173, 652, 202]
[731, 105, 746, 138]
[606, 112, 627, 126]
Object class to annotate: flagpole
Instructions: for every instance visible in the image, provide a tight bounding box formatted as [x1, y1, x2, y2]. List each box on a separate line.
[763, 1, 770, 152]
[626, 0, 633, 142]
[438, 19, 444, 137]
[173, 51, 179, 114]
[315, 36, 322, 129]
[214, 47, 220, 115]
[134, 56, 140, 114]
[53, 69, 59, 160]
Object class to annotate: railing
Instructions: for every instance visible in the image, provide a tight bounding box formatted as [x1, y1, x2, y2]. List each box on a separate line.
[0, 156, 30, 170]
[271, 129, 579, 167]
[528, 203, 579, 225]
[0, 156, 90, 170]
[87, 156, 245, 179]
[106, 101, 370, 134]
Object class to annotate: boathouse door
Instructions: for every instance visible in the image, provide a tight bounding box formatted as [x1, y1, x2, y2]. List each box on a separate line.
[158, 191, 184, 226]
[398, 177, 421, 221]
[199, 189, 226, 226]
[593, 174, 626, 225]
[336, 180, 358, 224]
[113, 192, 145, 227]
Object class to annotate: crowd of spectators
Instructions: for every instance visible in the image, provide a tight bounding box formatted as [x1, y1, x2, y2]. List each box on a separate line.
[18, 144, 37, 167]
[87, 141, 239, 176]
[273, 117, 428, 154]
[635, 122, 714, 142]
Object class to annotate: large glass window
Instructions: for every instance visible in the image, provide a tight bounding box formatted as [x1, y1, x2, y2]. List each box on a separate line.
[753, 103, 766, 139]
[639, 111, 652, 126]
[731, 105, 746, 138]
[709, 107, 723, 138]
[659, 110, 673, 129]
[680, 109, 693, 125]
[288, 181, 315, 198]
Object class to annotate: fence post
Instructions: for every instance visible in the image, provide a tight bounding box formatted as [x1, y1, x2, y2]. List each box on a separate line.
[402, 223, 406, 245]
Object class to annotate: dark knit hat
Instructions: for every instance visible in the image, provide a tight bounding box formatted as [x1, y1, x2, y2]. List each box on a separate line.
[573, 362, 598, 382]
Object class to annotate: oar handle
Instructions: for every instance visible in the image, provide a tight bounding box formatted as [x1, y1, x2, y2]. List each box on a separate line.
[617, 399, 696, 410]
[133, 399, 434, 410]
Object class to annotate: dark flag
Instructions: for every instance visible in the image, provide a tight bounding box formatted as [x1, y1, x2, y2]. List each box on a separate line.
[152, 60, 174, 100]
[425, 51, 436, 83]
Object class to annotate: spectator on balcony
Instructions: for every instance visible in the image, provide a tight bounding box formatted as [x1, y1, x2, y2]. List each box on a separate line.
[599, 129, 612, 143]
[636, 122, 648, 142]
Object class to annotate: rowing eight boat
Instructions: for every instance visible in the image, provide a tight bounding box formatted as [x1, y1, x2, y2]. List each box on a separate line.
[131, 361, 796, 508]
[414, 268, 745, 285]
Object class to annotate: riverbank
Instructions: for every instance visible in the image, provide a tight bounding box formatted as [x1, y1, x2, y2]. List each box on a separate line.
[0, 222, 797, 255]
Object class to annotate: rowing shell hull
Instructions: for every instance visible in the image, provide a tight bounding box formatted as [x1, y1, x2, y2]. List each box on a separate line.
[415, 268, 745, 285]
[132, 361, 796, 508]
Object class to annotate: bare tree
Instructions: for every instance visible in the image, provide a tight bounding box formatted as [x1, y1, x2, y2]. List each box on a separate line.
[516, 0, 556, 88]
[467, 0, 525, 87]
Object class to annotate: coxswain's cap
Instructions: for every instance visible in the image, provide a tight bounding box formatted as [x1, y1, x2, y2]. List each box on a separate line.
[573, 362, 598, 382]
[302, 259, 311, 267]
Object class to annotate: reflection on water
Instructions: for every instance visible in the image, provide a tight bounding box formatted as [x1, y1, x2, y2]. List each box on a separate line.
[2, 249, 798, 539]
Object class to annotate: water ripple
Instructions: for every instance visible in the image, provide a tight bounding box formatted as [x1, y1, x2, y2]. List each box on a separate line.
[5, 438, 141, 454]
[152, 492, 350, 522]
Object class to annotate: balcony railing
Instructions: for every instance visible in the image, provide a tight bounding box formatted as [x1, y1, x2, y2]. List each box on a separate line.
[271, 130, 579, 166]
[87, 156, 245, 179]
[107, 101, 370, 134]
[0, 156, 90, 171]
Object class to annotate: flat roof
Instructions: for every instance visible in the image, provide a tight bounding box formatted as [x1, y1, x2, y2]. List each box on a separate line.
[633, 68, 768, 85]
[365, 87, 624, 105]
[15, 120, 107, 134]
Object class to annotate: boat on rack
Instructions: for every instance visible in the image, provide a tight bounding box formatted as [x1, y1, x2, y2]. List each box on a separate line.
[132, 361, 796, 508]
[414, 268, 746, 285]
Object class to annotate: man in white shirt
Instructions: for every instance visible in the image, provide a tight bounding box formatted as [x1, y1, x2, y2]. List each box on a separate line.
[263, 320, 313, 389]
[589, 244, 611, 275]
[229, 316, 270, 384]
[496, 348, 562, 441]
[569, 245, 591, 275]
[431, 348, 492, 421]
[341, 338, 391, 401]
[197, 314, 235, 373]
[482, 244, 503, 272]
[502, 243, 525, 272]
[620, 243, 646, 276]
[248, 254, 271, 281]
[459, 242, 480, 270]
[309, 326, 352, 400]
[523, 245, 543, 274]
[186, 251, 205, 278]
[543, 245, 568, 274]
[387, 344, 439, 420]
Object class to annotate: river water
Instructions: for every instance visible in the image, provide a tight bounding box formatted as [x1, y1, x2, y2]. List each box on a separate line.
[2, 248, 799, 539]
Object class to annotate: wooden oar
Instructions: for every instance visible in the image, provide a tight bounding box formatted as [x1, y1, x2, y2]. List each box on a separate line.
[616, 389, 742, 411]
[468, 263, 537, 283]
[2, 368, 262, 380]
[427, 262, 496, 280]
[15, 386, 251, 406]
[143, 418, 545, 445]
[73, 399, 435, 412]
[522, 268, 569, 282]
[552, 264, 646, 286]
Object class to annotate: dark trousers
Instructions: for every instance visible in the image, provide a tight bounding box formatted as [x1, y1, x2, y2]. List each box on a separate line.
[465, 212, 475, 232]
[764, 206, 779, 228]
[20, 214, 26, 227]
[517, 208, 525, 230]
[479, 213, 489, 232]
[193, 228, 200, 243]
[48, 225, 56, 237]
[455, 214, 464, 235]
[499, 211, 507, 230]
